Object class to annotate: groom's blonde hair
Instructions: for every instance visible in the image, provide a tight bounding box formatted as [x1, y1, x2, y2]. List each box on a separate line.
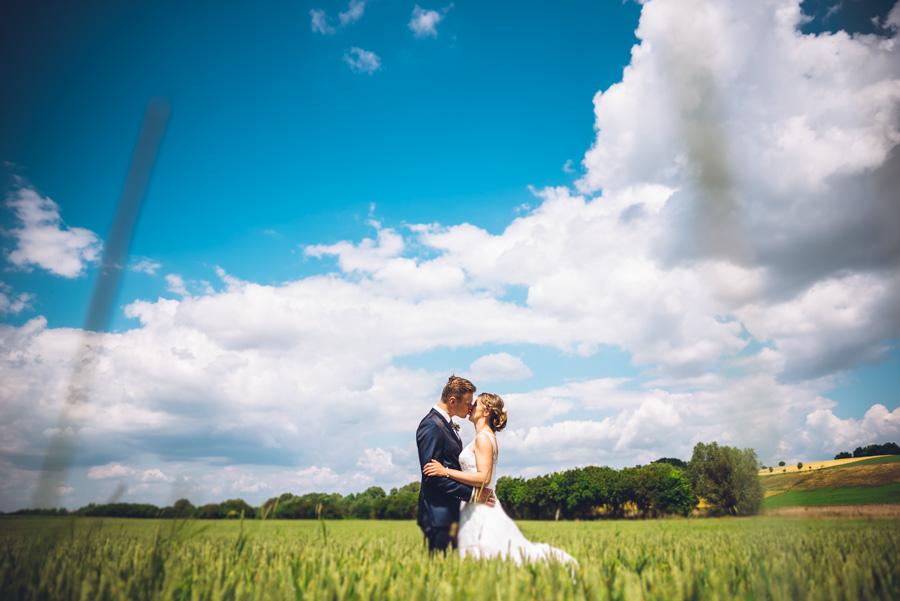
[441, 375, 476, 403]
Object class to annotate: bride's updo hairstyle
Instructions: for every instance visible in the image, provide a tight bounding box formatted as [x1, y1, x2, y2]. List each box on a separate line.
[477, 393, 508, 432]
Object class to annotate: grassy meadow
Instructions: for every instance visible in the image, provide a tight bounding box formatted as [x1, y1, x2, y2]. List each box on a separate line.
[762, 455, 900, 509]
[1, 516, 898, 600]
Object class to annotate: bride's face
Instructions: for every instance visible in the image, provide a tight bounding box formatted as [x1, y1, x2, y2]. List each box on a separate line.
[468, 399, 485, 423]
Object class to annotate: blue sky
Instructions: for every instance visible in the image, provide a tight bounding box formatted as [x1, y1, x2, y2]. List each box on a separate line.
[1, 0, 899, 511]
[1, 0, 642, 328]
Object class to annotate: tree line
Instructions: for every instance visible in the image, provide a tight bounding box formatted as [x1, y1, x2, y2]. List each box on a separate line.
[5, 441, 765, 520]
[833, 441, 899, 460]
[5, 485, 422, 521]
[498, 442, 762, 518]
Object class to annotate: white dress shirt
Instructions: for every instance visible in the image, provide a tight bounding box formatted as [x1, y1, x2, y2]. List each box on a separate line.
[433, 405, 461, 443]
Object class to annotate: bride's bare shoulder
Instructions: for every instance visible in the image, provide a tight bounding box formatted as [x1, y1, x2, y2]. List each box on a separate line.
[475, 429, 498, 449]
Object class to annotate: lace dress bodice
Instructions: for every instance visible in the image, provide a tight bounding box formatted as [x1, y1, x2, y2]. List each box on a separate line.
[458, 430, 498, 489]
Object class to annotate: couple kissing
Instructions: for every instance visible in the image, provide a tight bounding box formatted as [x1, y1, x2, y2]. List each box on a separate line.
[415, 376, 577, 566]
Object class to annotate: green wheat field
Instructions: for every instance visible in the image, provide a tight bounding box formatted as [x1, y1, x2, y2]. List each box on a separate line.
[1, 517, 898, 600]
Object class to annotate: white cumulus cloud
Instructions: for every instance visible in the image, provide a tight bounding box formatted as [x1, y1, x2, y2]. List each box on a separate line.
[4, 186, 102, 278]
[343, 47, 382, 73]
[409, 5, 449, 38]
[131, 258, 161, 275]
[310, 9, 335, 35]
[339, 0, 368, 26]
[0, 282, 31, 316]
[141, 468, 175, 483]
[165, 274, 189, 296]
[357, 448, 396, 476]
[88, 463, 137, 479]
[466, 352, 532, 383]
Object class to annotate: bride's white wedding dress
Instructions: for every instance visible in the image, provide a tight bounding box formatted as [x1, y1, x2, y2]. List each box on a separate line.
[457, 430, 577, 566]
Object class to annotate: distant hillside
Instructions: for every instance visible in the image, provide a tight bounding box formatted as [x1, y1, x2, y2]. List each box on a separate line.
[761, 455, 900, 509]
[759, 455, 881, 475]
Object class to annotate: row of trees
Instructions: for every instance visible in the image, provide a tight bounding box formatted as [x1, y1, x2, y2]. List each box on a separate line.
[7, 498, 254, 520]
[260, 483, 421, 520]
[496, 462, 694, 519]
[7, 442, 765, 520]
[6, 485, 421, 521]
[497, 442, 763, 518]
[834, 441, 899, 460]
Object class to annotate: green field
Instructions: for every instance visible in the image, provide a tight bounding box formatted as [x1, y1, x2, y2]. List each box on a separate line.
[762, 456, 900, 508]
[838, 455, 900, 467]
[764, 482, 900, 508]
[1, 517, 898, 600]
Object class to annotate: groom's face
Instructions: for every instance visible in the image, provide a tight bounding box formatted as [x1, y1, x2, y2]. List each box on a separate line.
[450, 392, 475, 419]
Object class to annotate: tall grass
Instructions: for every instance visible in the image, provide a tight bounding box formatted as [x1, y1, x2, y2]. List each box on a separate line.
[1, 517, 897, 600]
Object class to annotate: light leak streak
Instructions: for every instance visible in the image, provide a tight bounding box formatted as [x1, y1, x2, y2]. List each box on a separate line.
[31, 98, 170, 509]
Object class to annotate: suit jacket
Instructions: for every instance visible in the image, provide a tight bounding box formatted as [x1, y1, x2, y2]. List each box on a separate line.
[416, 408, 474, 534]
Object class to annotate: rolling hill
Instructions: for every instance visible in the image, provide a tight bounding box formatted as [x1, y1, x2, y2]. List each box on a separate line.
[760, 455, 900, 511]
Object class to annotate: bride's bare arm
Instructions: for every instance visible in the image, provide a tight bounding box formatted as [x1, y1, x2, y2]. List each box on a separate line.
[422, 434, 494, 487]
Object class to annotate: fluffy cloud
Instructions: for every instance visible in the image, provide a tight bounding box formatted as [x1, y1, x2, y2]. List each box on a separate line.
[802, 405, 900, 456]
[466, 353, 532, 383]
[4, 186, 102, 278]
[574, 0, 900, 376]
[130, 258, 161, 275]
[409, 5, 449, 38]
[357, 448, 397, 476]
[165, 274, 189, 296]
[295, 466, 341, 489]
[141, 468, 175, 483]
[310, 9, 335, 35]
[0, 282, 31, 316]
[339, 0, 368, 27]
[305, 224, 404, 273]
[88, 463, 137, 480]
[343, 47, 382, 74]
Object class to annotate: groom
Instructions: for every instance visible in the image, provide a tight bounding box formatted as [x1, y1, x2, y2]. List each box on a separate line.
[416, 375, 494, 554]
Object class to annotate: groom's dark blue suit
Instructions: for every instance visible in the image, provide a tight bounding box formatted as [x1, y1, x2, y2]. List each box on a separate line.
[416, 408, 474, 553]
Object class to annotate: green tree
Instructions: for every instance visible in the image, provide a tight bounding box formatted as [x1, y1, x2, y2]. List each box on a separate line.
[688, 441, 764, 516]
[381, 483, 418, 519]
[527, 474, 557, 519]
[834, 451, 852, 460]
[196, 503, 220, 519]
[365, 486, 386, 499]
[496, 476, 528, 518]
[555, 467, 593, 519]
[172, 498, 195, 518]
[621, 467, 651, 516]
[216, 498, 256, 519]
[652, 457, 688, 469]
[651, 463, 697, 517]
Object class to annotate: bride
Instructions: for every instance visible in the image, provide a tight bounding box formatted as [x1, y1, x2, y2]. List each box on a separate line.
[423, 393, 577, 566]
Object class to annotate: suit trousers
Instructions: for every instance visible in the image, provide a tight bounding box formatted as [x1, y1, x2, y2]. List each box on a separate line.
[426, 525, 456, 555]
